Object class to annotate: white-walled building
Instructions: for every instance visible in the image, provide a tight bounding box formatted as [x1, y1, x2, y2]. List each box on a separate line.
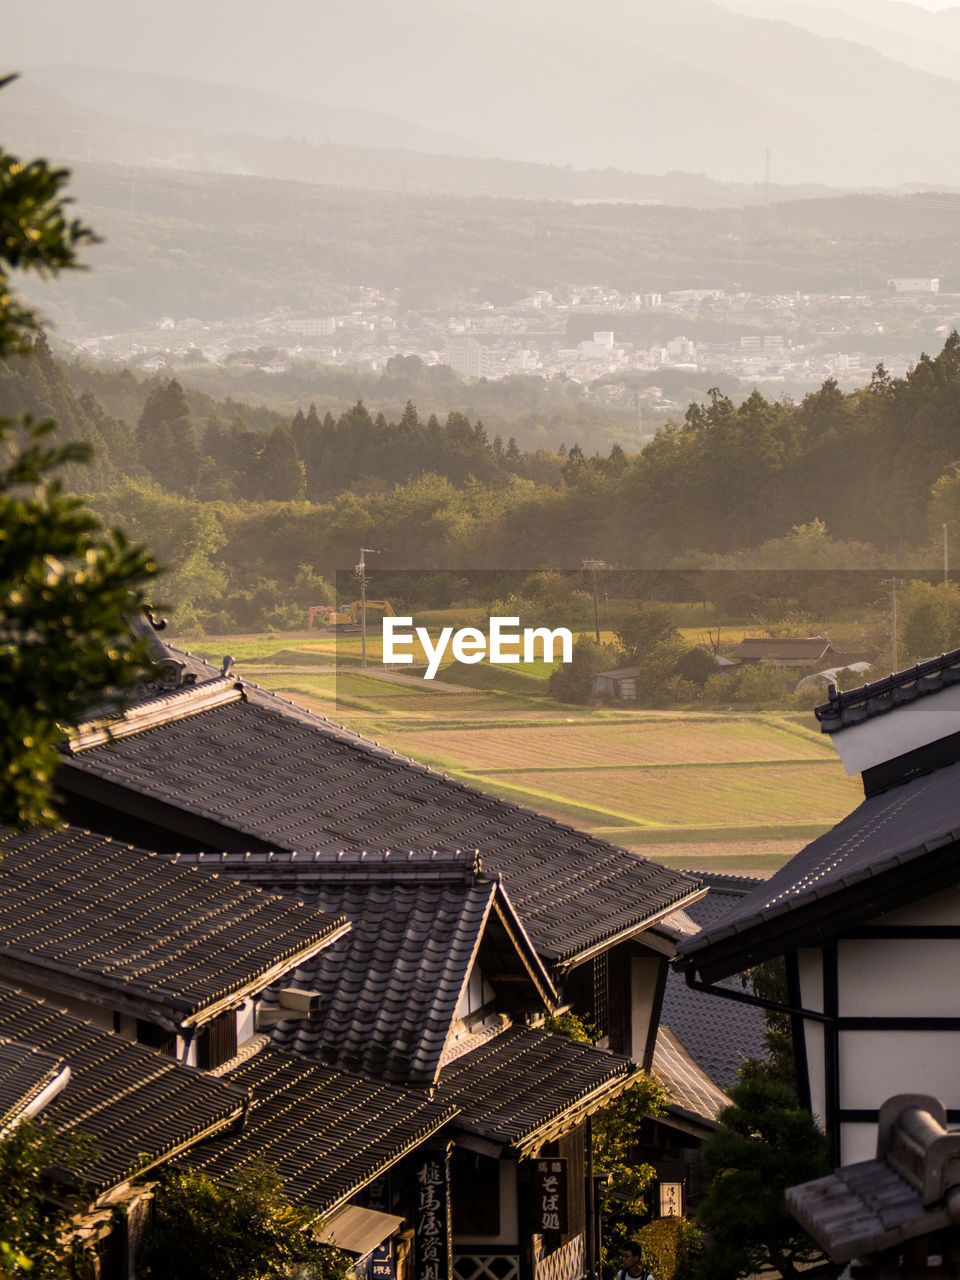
[679, 650, 960, 1165]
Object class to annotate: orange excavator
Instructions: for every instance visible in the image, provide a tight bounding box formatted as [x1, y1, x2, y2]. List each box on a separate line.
[308, 600, 396, 631]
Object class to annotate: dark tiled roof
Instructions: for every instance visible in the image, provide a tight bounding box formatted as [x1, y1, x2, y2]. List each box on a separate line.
[733, 638, 833, 660]
[219, 852, 556, 1086]
[815, 646, 960, 733]
[183, 1046, 456, 1214]
[660, 878, 768, 1090]
[652, 1028, 729, 1128]
[0, 986, 244, 1194]
[266, 878, 498, 1086]
[678, 763, 960, 978]
[0, 827, 347, 1026]
[435, 1027, 640, 1151]
[0, 1036, 67, 1128]
[61, 679, 700, 964]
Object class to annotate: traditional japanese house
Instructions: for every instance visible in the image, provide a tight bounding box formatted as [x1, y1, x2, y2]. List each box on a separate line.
[0, 824, 349, 1068]
[0, 983, 245, 1275]
[174, 847, 646, 1280]
[46, 625, 711, 1280]
[54, 635, 705, 1064]
[677, 648, 960, 1165]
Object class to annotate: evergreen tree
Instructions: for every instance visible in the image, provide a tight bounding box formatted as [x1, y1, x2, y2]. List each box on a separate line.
[696, 1077, 836, 1280]
[137, 379, 202, 495]
[259, 425, 306, 502]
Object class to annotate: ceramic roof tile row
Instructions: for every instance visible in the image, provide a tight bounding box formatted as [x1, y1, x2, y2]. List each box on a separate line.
[787, 1159, 946, 1263]
[62, 692, 699, 963]
[183, 1045, 456, 1214]
[678, 764, 960, 965]
[435, 1027, 638, 1146]
[660, 877, 768, 1090]
[0, 827, 346, 1019]
[815, 644, 960, 732]
[0, 1037, 67, 1128]
[651, 1028, 730, 1126]
[265, 880, 497, 1085]
[0, 987, 244, 1193]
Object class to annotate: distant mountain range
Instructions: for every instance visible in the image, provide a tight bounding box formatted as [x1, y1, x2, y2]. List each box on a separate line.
[718, 0, 960, 81]
[6, 0, 960, 188]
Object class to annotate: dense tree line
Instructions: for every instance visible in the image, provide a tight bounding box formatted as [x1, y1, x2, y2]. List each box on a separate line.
[5, 334, 960, 630]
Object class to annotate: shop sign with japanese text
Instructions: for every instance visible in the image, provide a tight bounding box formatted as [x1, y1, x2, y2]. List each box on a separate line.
[533, 1158, 567, 1235]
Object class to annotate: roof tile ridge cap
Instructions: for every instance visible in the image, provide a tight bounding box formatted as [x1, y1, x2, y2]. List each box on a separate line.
[68, 676, 245, 751]
[816, 647, 960, 724]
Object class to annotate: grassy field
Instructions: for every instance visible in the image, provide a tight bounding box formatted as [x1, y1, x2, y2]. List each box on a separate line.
[180, 628, 862, 878]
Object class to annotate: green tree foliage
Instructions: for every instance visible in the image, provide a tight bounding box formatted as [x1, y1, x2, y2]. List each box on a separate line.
[899, 580, 960, 663]
[86, 481, 224, 631]
[547, 634, 612, 703]
[615, 607, 684, 705]
[0, 1119, 90, 1280]
[139, 1164, 351, 1280]
[137, 379, 202, 495]
[0, 99, 158, 826]
[635, 1217, 703, 1280]
[696, 1077, 836, 1280]
[593, 1078, 669, 1261]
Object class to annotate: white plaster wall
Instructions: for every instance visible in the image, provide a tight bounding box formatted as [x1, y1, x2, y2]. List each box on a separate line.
[839, 1030, 960, 1111]
[455, 964, 493, 1020]
[237, 999, 256, 1045]
[837, 938, 960, 1016]
[797, 949, 826, 1127]
[830, 682, 960, 775]
[839, 1123, 877, 1166]
[453, 1161, 518, 1246]
[797, 949, 824, 1013]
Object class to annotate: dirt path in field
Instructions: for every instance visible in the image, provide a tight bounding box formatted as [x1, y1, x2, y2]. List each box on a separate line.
[237, 664, 477, 693]
[610, 837, 806, 879]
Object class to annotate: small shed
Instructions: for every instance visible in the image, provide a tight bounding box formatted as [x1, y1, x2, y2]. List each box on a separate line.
[593, 666, 642, 699]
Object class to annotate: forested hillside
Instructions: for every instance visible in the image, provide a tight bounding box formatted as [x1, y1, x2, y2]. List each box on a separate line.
[4, 334, 960, 630]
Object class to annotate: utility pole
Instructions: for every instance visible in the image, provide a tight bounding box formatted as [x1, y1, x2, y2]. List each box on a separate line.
[356, 547, 379, 668]
[582, 559, 604, 642]
[883, 578, 906, 672]
[944, 523, 949, 583]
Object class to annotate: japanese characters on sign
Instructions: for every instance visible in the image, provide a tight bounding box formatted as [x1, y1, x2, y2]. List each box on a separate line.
[367, 1242, 395, 1280]
[415, 1155, 450, 1280]
[533, 1158, 568, 1235]
[659, 1181, 683, 1218]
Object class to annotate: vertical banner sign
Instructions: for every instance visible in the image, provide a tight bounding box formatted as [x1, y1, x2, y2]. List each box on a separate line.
[415, 1154, 450, 1280]
[534, 1158, 567, 1235]
[659, 1182, 683, 1218]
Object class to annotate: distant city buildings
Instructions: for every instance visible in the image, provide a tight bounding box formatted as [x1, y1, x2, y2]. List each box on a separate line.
[73, 278, 960, 436]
